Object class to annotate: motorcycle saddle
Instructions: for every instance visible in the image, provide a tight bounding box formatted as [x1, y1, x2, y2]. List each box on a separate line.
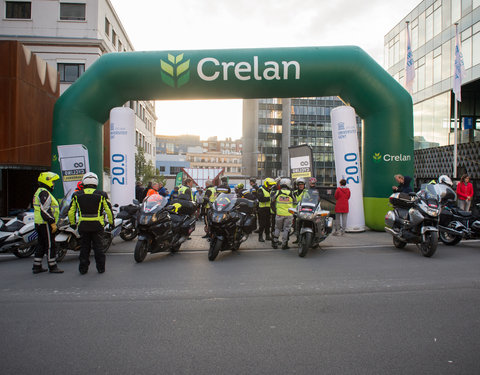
[456, 210, 472, 217]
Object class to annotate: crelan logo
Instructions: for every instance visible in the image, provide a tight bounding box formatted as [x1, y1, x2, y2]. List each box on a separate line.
[160, 53, 190, 88]
[373, 152, 411, 163]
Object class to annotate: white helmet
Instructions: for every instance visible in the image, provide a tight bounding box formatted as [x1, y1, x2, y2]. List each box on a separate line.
[279, 178, 292, 189]
[82, 172, 98, 187]
[438, 175, 452, 187]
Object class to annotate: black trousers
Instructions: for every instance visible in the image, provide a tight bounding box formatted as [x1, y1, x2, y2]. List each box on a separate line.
[257, 207, 271, 236]
[79, 230, 105, 272]
[33, 223, 57, 269]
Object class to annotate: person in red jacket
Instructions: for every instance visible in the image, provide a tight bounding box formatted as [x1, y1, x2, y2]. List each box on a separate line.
[334, 179, 351, 236]
[457, 174, 474, 211]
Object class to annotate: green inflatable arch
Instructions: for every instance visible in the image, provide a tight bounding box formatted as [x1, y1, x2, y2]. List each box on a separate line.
[51, 46, 413, 230]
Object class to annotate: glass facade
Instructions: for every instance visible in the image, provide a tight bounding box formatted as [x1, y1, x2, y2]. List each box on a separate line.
[257, 98, 283, 177]
[385, 0, 480, 150]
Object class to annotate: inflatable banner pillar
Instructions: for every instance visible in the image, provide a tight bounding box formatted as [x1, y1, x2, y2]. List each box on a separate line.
[331, 106, 365, 232]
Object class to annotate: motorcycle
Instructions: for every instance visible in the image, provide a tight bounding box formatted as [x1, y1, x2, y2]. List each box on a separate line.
[0, 211, 38, 258]
[116, 200, 140, 241]
[439, 192, 480, 245]
[385, 184, 441, 257]
[289, 189, 333, 257]
[134, 194, 196, 263]
[55, 189, 119, 262]
[206, 193, 256, 261]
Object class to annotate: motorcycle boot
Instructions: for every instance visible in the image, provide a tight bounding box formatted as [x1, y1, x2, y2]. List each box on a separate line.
[271, 237, 278, 249]
[282, 242, 290, 250]
[258, 234, 265, 242]
[32, 265, 48, 274]
[265, 231, 271, 241]
[49, 265, 64, 274]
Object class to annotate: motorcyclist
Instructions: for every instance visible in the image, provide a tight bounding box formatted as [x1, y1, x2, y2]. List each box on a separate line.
[249, 177, 259, 196]
[256, 178, 276, 242]
[216, 176, 231, 194]
[68, 172, 114, 274]
[202, 180, 217, 238]
[271, 178, 296, 250]
[292, 178, 306, 244]
[178, 178, 194, 202]
[32, 171, 63, 274]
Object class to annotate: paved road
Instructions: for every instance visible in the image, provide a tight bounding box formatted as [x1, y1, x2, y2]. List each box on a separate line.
[1, 230, 480, 374]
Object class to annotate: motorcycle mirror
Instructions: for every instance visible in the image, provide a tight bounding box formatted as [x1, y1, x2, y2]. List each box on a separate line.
[133, 199, 139, 205]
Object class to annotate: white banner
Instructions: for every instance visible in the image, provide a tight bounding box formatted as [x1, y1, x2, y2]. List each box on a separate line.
[331, 106, 365, 232]
[110, 107, 135, 207]
[57, 144, 90, 195]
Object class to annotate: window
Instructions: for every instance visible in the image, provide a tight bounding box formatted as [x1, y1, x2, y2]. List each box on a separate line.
[60, 3, 86, 21]
[159, 166, 166, 172]
[58, 63, 85, 83]
[105, 18, 110, 37]
[6, 1, 31, 19]
[112, 30, 117, 48]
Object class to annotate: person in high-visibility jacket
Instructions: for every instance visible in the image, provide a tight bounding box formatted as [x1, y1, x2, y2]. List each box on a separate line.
[292, 178, 306, 244]
[178, 178, 194, 202]
[202, 180, 217, 238]
[271, 178, 296, 250]
[256, 178, 276, 242]
[32, 172, 63, 274]
[68, 172, 113, 274]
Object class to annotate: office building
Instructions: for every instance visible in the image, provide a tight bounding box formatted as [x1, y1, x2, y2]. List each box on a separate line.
[0, 0, 157, 163]
[385, 0, 480, 181]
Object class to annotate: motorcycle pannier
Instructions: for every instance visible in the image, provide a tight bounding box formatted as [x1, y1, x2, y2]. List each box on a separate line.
[389, 192, 414, 209]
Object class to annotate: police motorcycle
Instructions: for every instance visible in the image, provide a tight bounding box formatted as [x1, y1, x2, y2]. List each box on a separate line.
[116, 200, 140, 241]
[134, 194, 197, 263]
[384, 183, 442, 257]
[435, 177, 480, 245]
[206, 193, 256, 261]
[0, 211, 38, 258]
[55, 188, 117, 262]
[288, 189, 333, 257]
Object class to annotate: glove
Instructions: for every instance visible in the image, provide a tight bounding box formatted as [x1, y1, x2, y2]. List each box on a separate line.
[50, 223, 57, 233]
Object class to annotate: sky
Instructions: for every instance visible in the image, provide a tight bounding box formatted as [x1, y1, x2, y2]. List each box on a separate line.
[110, 0, 421, 139]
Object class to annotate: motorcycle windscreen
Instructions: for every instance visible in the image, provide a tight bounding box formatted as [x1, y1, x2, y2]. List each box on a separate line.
[143, 194, 168, 213]
[213, 193, 237, 212]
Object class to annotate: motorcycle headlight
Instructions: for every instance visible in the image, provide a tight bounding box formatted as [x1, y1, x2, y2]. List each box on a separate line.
[299, 212, 314, 221]
[426, 208, 439, 217]
[213, 213, 228, 223]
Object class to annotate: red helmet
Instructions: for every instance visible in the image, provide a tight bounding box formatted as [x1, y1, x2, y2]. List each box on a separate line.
[309, 177, 317, 186]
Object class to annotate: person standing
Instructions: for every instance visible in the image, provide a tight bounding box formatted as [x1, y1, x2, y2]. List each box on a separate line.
[179, 178, 194, 201]
[168, 186, 180, 203]
[271, 178, 296, 250]
[195, 187, 205, 220]
[249, 177, 259, 196]
[292, 178, 306, 244]
[334, 179, 351, 236]
[135, 181, 144, 201]
[68, 172, 114, 274]
[457, 174, 474, 211]
[157, 182, 168, 197]
[32, 172, 63, 274]
[216, 176, 231, 194]
[256, 178, 276, 242]
[145, 182, 160, 198]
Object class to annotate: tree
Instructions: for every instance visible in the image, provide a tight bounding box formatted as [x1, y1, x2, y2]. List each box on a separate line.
[135, 147, 166, 185]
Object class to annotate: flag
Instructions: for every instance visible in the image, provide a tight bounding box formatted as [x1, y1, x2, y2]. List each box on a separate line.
[405, 23, 415, 93]
[454, 25, 466, 102]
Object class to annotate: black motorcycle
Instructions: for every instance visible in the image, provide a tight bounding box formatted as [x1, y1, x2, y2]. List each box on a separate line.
[384, 184, 441, 257]
[117, 200, 140, 241]
[206, 193, 256, 261]
[290, 189, 333, 257]
[439, 196, 480, 245]
[134, 194, 196, 263]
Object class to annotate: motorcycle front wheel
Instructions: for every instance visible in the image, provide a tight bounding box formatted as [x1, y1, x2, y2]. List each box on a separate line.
[439, 230, 462, 246]
[208, 238, 222, 261]
[12, 244, 37, 258]
[298, 232, 312, 258]
[100, 232, 113, 253]
[134, 239, 148, 263]
[420, 231, 438, 257]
